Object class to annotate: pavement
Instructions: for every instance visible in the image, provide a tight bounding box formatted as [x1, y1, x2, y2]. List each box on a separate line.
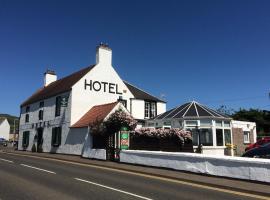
[1, 147, 270, 198]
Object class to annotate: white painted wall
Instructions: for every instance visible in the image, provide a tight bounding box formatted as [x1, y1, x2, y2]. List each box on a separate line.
[130, 99, 145, 120]
[157, 102, 166, 115]
[19, 91, 72, 152]
[71, 47, 134, 125]
[120, 150, 270, 183]
[0, 119, 10, 140]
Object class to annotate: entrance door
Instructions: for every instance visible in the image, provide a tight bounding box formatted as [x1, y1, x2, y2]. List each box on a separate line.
[37, 128, 43, 152]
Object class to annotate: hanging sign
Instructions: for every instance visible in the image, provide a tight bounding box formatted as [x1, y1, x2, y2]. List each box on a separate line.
[120, 127, 129, 150]
[61, 96, 69, 107]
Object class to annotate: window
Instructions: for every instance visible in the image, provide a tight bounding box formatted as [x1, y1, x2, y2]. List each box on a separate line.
[25, 114, 29, 123]
[216, 129, 223, 146]
[38, 110, 43, 120]
[200, 119, 211, 126]
[187, 128, 199, 146]
[150, 102, 156, 118]
[51, 127, 62, 147]
[39, 101, 44, 108]
[200, 128, 213, 146]
[145, 102, 150, 118]
[216, 120, 222, 127]
[244, 131, 250, 143]
[22, 131, 30, 148]
[144, 101, 157, 118]
[185, 120, 198, 126]
[117, 97, 127, 108]
[224, 129, 231, 145]
[55, 96, 61, 117]
[26, 106, 30, 112]
[224, 121, 230, 127]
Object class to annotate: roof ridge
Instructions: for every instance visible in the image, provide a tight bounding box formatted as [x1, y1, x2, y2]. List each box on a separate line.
[123, 80, 165, 103]
[92, 101, 119, 108]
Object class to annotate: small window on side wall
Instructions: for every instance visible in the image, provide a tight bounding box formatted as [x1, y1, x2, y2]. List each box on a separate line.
[244, 131, 250, 144]
[38, 110, 43, 120]
[25, 114, 29, 123]
[51, 127, 62, 147]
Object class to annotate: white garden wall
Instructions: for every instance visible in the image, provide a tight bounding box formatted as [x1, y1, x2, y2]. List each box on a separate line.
[120, 150, 270, 183]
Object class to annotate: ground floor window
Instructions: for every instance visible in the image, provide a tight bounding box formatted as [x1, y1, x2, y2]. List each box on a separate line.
[200, 128, 213, 146]
[243, 131, 250, 143]
[22, 131, 30, 148]
[92, 134, 106, 149]
[51, 127, 62, 147]
[216, 129, 223, 146]
[224, 129, 231, 145]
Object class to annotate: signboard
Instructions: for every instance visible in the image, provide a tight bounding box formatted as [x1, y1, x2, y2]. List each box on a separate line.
[120, 127, 129, 150]
[61, 96, 69, 107]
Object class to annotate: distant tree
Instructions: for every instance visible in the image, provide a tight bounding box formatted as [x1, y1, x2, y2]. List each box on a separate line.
[216, 105, 234, 116]
[232, 109, 270, 137]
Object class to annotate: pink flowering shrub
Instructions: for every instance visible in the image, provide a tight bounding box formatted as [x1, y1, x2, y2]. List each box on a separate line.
[91, 109, 137, 136]
[131, 128, 192, 142]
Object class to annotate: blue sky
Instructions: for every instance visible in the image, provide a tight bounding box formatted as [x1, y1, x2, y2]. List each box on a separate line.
[1, 0, 270, 116]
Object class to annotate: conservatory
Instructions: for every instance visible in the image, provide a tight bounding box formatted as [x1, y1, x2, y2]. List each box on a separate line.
[146, 101, 233, 156]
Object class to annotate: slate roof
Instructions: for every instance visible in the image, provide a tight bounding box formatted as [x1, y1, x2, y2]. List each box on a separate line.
[21, 65, 95, 107]
[123, 81, 165, 103]
[154, 101, 231, 120]
[72, 102, 118, 128]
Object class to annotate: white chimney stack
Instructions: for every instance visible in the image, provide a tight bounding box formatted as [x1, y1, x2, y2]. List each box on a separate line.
[44, 69, 57, 87]
[96, 43, 112, 65]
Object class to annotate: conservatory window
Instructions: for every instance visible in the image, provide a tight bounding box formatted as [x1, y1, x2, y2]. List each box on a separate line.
[216, 129, 223, 146]
[224, 121, 230, 127]
[185, 120, 198, 126]
[216, 120, 222, 127]
[200, 128, 213, 146]
[224, 129, 231, 145]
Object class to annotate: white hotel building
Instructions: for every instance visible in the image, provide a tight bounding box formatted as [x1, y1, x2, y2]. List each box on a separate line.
[19, 45, 166, 158]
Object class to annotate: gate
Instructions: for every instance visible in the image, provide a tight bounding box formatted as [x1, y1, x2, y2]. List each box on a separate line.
[106, 134, 115, 161]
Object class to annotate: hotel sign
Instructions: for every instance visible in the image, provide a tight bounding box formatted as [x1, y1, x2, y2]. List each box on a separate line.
[84, 79, 122, 95]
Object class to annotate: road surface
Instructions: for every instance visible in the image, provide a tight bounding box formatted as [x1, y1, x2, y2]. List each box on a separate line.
[0, 152, 268, 200]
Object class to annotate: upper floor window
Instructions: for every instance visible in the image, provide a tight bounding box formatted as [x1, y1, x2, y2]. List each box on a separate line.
[25, 106, 30, 123]
[144, 101, 157, 119]
[117, 96, 127, 108]
[38, 110, 44, 120]
[39, 101, 44, 108]
[55, 96, 61, 117]
[25, 114, 29, 123]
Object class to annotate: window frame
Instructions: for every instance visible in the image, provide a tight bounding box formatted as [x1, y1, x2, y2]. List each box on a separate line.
[38, 110, 44, 121]
[22, 131, 30, 148]
[55, 96, 61, 117]
[51, 127, 62, 147]
[243, 131, 250, 144]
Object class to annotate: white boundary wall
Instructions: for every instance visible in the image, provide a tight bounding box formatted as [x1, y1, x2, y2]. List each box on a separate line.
[120, 150, 270, 183]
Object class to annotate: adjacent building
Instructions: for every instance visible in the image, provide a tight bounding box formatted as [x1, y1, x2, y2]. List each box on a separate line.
[0, 118, 10, 140]
[146, 101, 257, 156]
[18, 44, 166, 158]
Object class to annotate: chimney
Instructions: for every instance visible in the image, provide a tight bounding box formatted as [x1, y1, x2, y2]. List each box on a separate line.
[96, 43, 112, 65]
[44, 69, 57, 87]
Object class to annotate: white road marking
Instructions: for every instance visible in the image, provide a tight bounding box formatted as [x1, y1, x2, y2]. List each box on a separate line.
[20, 164, 56, 174]
[0, 158, 14, 163]
[75, 178, 153, 200]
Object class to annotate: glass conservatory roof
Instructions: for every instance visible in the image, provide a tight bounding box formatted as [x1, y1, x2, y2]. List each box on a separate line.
[154, 101, 231, 120]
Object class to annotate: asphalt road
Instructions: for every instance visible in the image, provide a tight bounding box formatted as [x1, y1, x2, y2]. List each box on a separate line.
[0, 152, 267, 200]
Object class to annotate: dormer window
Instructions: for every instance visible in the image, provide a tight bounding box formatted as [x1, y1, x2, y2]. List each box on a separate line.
[145, 101, 156, 119]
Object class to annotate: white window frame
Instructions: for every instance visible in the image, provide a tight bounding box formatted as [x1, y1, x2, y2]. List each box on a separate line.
[243, 131, 250, 144]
